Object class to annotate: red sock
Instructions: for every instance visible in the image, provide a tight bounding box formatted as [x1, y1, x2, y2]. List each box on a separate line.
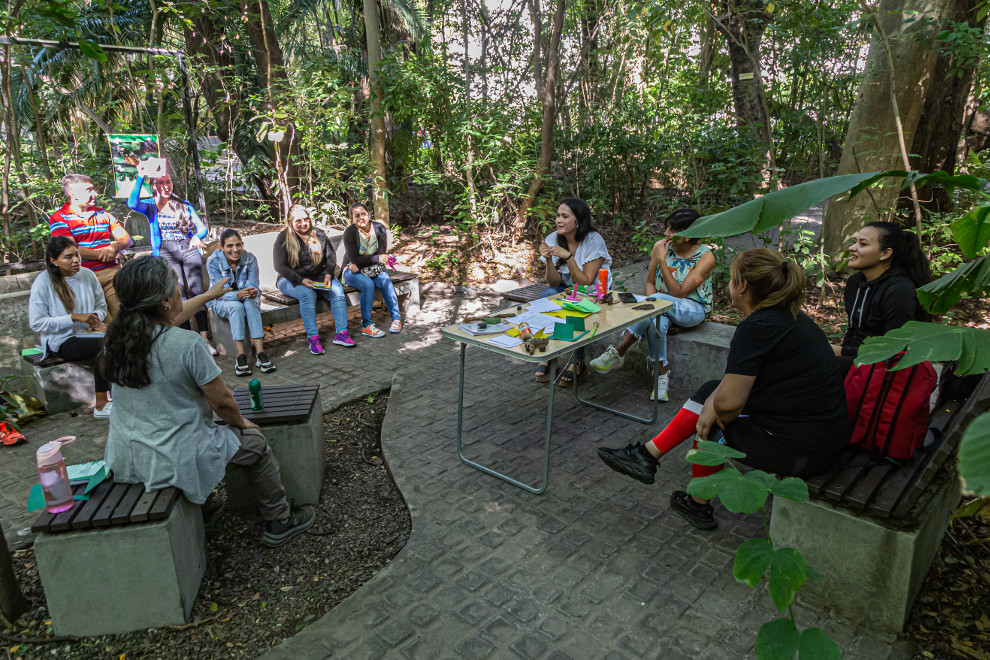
[691, 437, 724, 478]
[650, 407, 700, 454]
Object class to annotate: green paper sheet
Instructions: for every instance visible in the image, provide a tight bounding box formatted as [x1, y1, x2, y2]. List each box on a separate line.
[565, 316, 586, 331]
[560, 299, 600, 314]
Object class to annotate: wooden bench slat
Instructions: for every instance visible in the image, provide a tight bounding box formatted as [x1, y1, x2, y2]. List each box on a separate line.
[130, 489, 159, 523]
[92, 483, 131, 528]
[111, 483, 148, 525]
[31, 484, 88, 533]
[69, 480, 116, 530]
[148, 489, 179, 521]
[845, 463, 894, 510]
[49, 493, 89, 532]
[500, 283, 547, 304]
[806, 448, 857, 495]
[823, 459, 872, 502]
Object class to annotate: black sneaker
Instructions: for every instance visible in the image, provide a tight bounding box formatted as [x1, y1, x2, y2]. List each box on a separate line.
[597, 442, 659, 484]
[235, 353, 251, 376]
[670, 490, 717, 530]
[262, 505, 316, 548]
[256, 352, 277, 373]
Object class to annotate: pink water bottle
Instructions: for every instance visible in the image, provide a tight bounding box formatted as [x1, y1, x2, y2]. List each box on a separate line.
[36, 436, 76, 514]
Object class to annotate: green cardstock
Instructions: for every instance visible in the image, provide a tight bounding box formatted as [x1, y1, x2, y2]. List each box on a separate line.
[552, 324, 575, 341]
[565, 316, 586, 331]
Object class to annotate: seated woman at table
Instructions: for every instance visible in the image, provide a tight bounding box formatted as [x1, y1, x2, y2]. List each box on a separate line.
[535, 197, 613, 387]
[273, 205, 353, 354]
[589, 208, 713, 401]
[206, 228, 276, 376]
[597, 249, 848, 530]
[29, 236, 111, 417]
[342, 202, 402, 337]
[102, 256, 315, 547]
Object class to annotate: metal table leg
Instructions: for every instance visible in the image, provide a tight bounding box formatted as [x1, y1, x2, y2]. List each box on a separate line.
[455, 343, 558, 494]
[573, 319, 661, 425]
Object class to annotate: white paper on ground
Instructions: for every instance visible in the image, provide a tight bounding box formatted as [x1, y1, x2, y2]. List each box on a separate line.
[488, 335, 524, 348]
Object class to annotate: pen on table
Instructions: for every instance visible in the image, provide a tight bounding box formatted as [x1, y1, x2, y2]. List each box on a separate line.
[590, 321, 599, 339]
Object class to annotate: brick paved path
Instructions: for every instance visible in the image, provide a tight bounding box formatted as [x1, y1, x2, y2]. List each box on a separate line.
[1, 267, 910, 658]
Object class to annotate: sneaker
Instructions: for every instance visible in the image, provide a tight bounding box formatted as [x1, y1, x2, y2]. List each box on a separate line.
[590, 345, 624, 373]
[670, 490, 717, 530]
[389, 319, 402, 334]
[93, 401, 113, 419]
[651, 372, 671, 402]
[333, 331, 356, 347]
[207, 343, 218, 356]
[596, 441, 659, 484]
[362, 324, 386, 338]
[262, 505, 316, 547]
[202, 495, 225, 531]
[308, 335, 325, 355]
[235, 354, 252, 376]
[256, 352, 277, 373]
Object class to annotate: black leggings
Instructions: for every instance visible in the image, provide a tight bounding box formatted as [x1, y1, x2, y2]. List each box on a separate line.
[690, 380, 842, 479]
[161, 239, 207, 333]
[55, 336, 109, 393]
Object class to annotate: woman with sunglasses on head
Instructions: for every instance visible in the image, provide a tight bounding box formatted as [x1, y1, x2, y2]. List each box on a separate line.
[129, 158, 212, 350]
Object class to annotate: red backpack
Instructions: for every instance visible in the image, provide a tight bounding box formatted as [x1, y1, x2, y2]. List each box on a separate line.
[844, 358, 937, 462]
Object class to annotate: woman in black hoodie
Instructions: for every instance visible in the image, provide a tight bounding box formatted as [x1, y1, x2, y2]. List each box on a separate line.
[836, 221, 932, 372]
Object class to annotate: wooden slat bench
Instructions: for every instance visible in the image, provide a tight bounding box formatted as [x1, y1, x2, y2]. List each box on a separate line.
[32, 481, 206, 636]
[770, 372, 990, 632]
[498, 282, 548, 307]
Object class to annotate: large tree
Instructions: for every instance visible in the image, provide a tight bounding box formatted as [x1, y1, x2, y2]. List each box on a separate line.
[821, 0, 952, 257]
[365, 0, 390, 226]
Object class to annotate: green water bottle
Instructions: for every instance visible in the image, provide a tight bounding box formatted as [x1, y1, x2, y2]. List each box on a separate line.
[249, 378, 264, 411]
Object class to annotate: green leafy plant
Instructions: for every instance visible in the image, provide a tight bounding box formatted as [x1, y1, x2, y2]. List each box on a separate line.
[686, 441, 840, 660]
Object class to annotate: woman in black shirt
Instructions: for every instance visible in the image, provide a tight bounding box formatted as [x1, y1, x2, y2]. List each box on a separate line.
[598, 249, 849, 530]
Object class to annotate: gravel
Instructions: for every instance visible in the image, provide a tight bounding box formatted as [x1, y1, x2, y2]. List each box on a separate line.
[3, 392, 409, 659]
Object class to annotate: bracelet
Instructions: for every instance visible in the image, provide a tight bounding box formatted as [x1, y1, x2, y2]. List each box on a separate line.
[561, 252, 572, 261]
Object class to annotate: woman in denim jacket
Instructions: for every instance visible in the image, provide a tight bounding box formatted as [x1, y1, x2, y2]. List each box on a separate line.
[207, 228, 276, 376]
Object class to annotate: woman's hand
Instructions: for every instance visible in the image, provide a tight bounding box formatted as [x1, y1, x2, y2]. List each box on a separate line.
[696, 394, 720, 442]
[323, 274, 335, 286]
[206, 276, 233, 300]
[539, 243, 555, 259]
[71, 312, 101, 328]
[240, 419, 261, 431]
[348, 264, 359, 273]
[301, 278, 316, 289]
[189, 236, 205, 250]
[656, 239, 670, 261]
[236, 287, 256, 300]
[548, 245, 572, 261]
[134, 158, 151, 176]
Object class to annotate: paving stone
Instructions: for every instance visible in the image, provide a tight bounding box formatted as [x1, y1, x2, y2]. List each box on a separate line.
[509, 632, 549, 658]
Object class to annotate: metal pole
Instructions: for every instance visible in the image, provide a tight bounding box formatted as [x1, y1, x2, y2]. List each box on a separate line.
[178, 54, 209, 223]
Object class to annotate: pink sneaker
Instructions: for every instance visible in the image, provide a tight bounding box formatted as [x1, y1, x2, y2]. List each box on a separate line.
[308, 335, 324, 355]
[333, 331, 356, 347]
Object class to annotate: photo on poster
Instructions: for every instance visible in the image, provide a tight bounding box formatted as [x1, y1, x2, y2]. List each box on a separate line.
[108, 134, 161, 199]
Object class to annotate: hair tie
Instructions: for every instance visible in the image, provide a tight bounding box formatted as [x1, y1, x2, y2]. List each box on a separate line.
[780, 261, 789, 274]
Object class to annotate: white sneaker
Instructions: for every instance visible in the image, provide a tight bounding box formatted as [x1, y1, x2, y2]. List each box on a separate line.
[651, 372, 670, 402]
[93, 401, 113, 419]
[590, 345, 625, 373]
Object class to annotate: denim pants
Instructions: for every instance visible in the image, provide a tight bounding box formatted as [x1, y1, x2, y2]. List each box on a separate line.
[276, 277, 347, 338]
[212, 297, 264, 342]
[343, 269, 401, 327]
[162, 239, 207, 333]
[541, 285, 586, 361]
[627, 293, 706, 366]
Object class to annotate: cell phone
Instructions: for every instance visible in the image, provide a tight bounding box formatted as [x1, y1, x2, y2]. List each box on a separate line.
[618, 292, 637, 304]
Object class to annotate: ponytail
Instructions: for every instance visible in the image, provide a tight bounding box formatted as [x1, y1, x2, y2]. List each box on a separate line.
[731, 248, 806, 319]
[102, 257, 175, 388]
[45, 236, 77, 314]
[863, 222, 933, 287]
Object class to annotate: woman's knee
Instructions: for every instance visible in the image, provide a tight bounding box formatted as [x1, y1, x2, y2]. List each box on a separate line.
[689, 380, 720, 404]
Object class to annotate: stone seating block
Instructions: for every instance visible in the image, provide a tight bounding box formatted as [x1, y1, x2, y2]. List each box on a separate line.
[619, 321, 735, 395]
[33, 496, 205, 637]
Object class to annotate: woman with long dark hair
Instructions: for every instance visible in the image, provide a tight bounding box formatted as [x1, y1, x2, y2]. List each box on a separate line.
[598, 249, 848, 530]
[836, 222, 933, 371]
[534, 197, 613, 386]
[29, 236, 111, 417]
[102, 257, 315, 547]
[129, 158, 212, 348]
[342, 202, 403, 336]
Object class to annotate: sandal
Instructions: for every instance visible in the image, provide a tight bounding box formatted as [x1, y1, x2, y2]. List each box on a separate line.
[559, 361, 589, 388]
[534, 361, 553, 383]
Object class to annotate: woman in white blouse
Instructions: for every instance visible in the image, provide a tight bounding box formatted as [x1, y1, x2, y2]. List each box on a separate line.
[29, 236, 111, 417]
[535, 197, 613, 386]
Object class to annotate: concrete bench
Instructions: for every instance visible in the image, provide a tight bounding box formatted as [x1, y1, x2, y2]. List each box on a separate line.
[206, 230, 421, 356]
[769, 372, 989, 632]
[20, 353, 95, 414]
[32, 482, 204, 636]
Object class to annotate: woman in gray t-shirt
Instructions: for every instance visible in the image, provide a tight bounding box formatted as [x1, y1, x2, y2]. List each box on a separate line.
[102, 257, 315, 548]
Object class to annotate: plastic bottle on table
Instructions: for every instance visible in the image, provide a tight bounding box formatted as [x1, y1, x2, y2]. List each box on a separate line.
[36, 436, 76, 514]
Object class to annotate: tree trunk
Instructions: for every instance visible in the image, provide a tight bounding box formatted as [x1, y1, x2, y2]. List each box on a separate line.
[713, 0, 774, 192]
[0, 531, 28, 624]
[821, 0, 951, 257]
[514, 0, 566, 242]
[365, 0, 390, 226]
[910, 0, 986, 212]
[463, 0, 477, 218]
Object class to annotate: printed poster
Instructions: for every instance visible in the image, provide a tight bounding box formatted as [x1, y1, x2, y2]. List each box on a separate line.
[108, 133, 161, 199]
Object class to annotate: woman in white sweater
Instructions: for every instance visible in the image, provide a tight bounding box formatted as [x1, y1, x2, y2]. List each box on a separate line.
[29, 236, 111, 417]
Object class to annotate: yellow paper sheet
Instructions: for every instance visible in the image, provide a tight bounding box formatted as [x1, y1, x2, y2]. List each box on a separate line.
[506, 328, 520, 337]
[545, 309, 591, 319]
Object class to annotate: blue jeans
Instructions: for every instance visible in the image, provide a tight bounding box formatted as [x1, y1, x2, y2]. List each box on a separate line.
[343, 269, 401, 327]
[212, 297, 264, 342]
[276, 277, 347, 338]
[541, 285, 585, 361]
[626, 293, 707, 366]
